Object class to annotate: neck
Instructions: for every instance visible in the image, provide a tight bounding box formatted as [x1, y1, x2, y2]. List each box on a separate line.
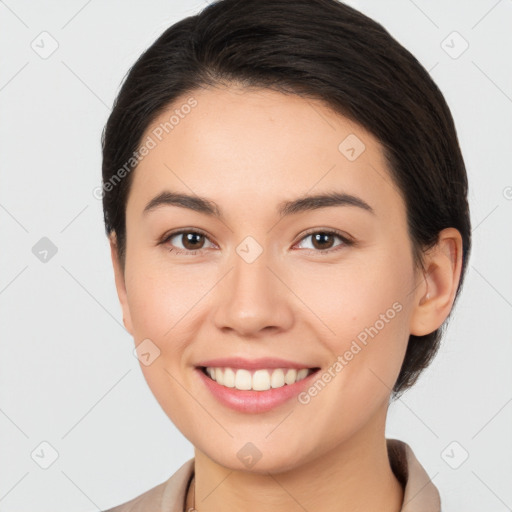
[188, 408, 404, 512]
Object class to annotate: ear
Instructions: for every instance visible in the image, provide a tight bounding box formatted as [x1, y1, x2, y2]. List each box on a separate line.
[109, 233, 134, 335]
[409, 227, 464, 336]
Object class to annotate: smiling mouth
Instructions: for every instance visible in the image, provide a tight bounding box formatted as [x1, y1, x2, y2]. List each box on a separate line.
[199, 366, 320, 391]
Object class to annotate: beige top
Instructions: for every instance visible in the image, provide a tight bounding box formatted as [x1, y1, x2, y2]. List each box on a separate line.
[104, 438, 441, 512]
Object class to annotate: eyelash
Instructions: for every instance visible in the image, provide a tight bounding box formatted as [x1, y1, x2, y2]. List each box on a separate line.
[159, 228, 355, 256]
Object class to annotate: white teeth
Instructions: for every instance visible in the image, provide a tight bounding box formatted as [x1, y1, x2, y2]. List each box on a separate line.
[223, 367, 235, 388]
[252, 369, 271, 391]
[235, 369, 252, 390]
[270, 368, 285, 388]
[204, 367, 312, 391]
[215, 367, 224, 385]
[296, 368, 309, 381]
[284, 369, 297, 385]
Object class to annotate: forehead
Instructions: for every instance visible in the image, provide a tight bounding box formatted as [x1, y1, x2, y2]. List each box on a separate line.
[129, 86, 404, 221]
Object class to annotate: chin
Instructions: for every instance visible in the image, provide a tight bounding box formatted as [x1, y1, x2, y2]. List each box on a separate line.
[195, 435, 317, 475]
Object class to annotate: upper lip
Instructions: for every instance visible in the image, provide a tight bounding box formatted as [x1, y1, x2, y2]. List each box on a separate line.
[196, 357, 318, 370]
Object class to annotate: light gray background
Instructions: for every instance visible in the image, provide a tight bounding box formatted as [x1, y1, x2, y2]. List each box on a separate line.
[1, 0, 511, 510]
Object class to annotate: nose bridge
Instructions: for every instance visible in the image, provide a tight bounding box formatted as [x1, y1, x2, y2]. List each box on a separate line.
[213, 239, 294, 335]
[231, 243, 271, 300]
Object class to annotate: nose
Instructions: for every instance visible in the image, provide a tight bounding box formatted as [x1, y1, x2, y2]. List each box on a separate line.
[212, 247, 295, 338]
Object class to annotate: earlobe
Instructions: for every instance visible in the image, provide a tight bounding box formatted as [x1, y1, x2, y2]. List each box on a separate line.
[409, 228, 463, 336]
[109, 233, 134, 335]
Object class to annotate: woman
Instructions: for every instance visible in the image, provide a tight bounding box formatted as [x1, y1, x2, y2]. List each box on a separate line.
[100, 0, 471, 510]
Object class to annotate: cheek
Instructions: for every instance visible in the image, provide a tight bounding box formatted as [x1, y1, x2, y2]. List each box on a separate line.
[290, 280, 410, 443]
[123, 260, 207, 434]
[292, 251, 409, 337]
[124, 253, 214, 340]
[292, 250, 413, 394]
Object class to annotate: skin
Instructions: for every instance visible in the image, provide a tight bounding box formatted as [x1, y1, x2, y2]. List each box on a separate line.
[110, 85, 463, 512]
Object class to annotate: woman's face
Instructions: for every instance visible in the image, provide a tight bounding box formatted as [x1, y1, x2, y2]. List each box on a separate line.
[113, 86, 428, 472]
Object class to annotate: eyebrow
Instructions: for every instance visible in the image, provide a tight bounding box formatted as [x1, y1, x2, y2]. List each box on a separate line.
[143, 190, 375, 218]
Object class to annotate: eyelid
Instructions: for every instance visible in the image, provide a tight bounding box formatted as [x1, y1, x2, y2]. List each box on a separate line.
[160, 226, 207, 240]
[295, 227, 353, 243]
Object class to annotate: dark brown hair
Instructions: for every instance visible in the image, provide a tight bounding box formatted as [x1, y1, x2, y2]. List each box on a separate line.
[101, 0, 472, 397]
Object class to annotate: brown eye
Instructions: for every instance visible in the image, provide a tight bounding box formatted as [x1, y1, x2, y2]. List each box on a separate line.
[164, 230, 216, 254]
[310, 232, 336, 250]
[180, 232, 205, 250]
[295, 230, 352, 253]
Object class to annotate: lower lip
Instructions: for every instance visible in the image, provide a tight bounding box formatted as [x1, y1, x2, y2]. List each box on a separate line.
[196, 368, 319, 414]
